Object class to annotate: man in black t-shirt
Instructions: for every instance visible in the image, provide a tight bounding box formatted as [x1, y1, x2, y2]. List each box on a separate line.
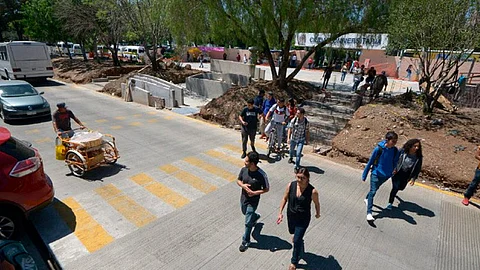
[239, 99, 262, 158]
[52, 102, 84, 138]
[237, 152, 269, 252]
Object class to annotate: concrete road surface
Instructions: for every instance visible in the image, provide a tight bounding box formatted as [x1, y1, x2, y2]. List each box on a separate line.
[3, 80, 479, 270]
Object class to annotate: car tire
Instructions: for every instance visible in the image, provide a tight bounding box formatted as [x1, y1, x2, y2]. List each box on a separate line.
[0, 108, 9, 124]
[0, 208, 24, 240]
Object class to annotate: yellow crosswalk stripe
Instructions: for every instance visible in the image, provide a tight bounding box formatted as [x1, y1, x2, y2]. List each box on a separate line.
[129, 122, 143, 126]
[147, 119, 159, 123]
[221, 144, 242, 153]
[205, 149, 243, 168]
[34, 137, 52, 144]
[58, 197, 114, 253]
[115, 116, 126, 120]
[183, 157, 236, 182]
[95, 119, 107, 123]
[159, 164, 217, 193]
[130, 173, 190, 208]
[95, 184, 156, 228]
[25, 129, 40, 134]
[110, 125, 122, 130]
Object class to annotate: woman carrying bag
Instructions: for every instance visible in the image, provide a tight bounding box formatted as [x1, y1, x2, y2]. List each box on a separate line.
[387, 139, 423, 210]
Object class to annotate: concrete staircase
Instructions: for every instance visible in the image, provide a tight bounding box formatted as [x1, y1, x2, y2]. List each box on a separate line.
[303, 90, 356, 147]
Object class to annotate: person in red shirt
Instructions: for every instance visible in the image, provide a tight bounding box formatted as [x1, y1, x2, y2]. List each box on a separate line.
[287, 98, 298, 123]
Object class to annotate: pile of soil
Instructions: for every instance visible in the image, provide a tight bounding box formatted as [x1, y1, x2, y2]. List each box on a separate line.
[329, 98, 480, 194]
[52, 58, 143, 84]
[100, 64, 203, 96]
[199, 80, 319, 127]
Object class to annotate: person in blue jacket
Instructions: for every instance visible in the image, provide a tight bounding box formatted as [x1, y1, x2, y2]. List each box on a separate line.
[362, 131, 399, 221]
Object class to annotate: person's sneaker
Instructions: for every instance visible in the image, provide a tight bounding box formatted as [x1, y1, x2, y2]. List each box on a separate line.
[386, 203, 393, 210]
[462, 198, 470, 206]
[239, 242, 249, 252]
[366, 214, 375, 221]
[241, 152, 246, 159]
[288, 158, 294, 164]
[364, 198, 368, 206]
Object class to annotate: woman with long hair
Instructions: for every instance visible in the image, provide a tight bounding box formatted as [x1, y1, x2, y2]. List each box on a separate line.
[387, 139, 423, 210]
[277, 168, 321, 270]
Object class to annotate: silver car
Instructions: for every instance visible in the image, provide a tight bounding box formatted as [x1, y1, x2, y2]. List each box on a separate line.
[0, 80, 51, 123]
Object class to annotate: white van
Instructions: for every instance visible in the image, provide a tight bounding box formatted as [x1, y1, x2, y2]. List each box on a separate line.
[0, 41, 54, 80]
[120, 46, 145, 61]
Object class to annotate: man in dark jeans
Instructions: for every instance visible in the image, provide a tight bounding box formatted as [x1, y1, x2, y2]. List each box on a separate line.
[239, 99, 262, 158]
[237, 151, 269, 252]
[462, 146, 480, 206]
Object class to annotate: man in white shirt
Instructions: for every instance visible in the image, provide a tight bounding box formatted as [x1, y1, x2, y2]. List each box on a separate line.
[264, 98, 289, 152]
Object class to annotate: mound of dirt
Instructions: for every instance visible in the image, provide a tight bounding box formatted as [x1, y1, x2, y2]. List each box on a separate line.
[199, 80, 319, 127]
[52, 58, 143, 84]
[329, 101, 480, 194]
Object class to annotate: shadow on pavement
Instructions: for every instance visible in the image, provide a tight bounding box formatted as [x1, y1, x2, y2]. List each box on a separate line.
[373, 196, 435, 225]
[259, 153, 279, 164]
[31, 79, 65, 87]
[250, 223, 292, 252]
[30, 198, 76, 244]
[303, 166, 325, 175]
[77, 163, 129, 181]
[468, 200, 480, 210]
[297, 254, 342, 270]
[3, 115, 52, 126]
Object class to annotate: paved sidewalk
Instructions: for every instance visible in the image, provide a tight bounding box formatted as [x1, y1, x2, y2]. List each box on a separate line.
[65, 141, 480, 270]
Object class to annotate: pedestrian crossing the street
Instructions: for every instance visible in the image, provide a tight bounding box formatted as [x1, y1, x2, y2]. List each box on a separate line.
[45, 143, 257, 266]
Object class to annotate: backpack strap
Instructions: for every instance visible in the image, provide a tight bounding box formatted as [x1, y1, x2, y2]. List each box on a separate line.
[373, 147, 383, 167]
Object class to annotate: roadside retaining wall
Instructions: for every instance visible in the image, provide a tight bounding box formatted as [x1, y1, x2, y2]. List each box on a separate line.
[122, 74, 184, 108]
[186, 72, 250, 99]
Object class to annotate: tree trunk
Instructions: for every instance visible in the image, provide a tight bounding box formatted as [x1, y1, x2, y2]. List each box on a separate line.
[80, 41, 88, 61]
[111, 44, 121, 66]
[263, 47, 277, 79]
[65, 41, 73, 60]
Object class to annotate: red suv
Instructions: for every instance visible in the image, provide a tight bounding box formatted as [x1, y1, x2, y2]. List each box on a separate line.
[0, 127, 54, 240]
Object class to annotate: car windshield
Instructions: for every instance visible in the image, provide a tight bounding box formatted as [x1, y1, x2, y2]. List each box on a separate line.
[0, 84, 38, 97]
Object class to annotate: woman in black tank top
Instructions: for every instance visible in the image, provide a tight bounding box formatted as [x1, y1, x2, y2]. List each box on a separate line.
[277, 168, 321, 270]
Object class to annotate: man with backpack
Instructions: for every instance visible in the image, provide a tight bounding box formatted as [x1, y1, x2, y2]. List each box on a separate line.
[287, 108, 309, 172]
[362, 131, 399, 221]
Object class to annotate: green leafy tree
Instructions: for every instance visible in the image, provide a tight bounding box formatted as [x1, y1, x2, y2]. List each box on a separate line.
[168, 0, 390, 89]
[118, 0, 170, 71]
[22, 0, 64, 43]
[388, 0, 480, 113]
[55, 0, 98, 61]
[1, 0, 27, 40]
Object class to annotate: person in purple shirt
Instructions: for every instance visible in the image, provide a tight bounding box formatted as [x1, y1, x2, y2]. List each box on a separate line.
[259, 92, 276, 139]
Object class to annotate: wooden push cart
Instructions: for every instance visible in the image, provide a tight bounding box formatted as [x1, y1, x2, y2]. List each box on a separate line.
[55, 129, 119, 177]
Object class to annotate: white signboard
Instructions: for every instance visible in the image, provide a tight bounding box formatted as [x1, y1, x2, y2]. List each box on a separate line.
[295, 33, 388, 50]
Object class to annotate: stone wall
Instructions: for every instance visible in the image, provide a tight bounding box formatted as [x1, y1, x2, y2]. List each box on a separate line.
[186, 72, 250, 99]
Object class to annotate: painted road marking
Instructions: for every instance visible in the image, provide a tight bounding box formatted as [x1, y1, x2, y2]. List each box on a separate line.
[147, 118, 159, 123]
[133, 114, 142, 118]
[183, 157, 236, 182]
[163, 116, 173, 120]
[130, 173, 190, 208]
[129, 122, 143, 126]
[34, 137, 53, 144]
[59, 197, 114, 253]
[115, 116, 126, 120]
[25, 129, 40, 134]
[111, 125, 123, 130]
[205, 149, 242, 168]
[221, 144, 242, 154]
[95, 184, 156, 228]
[159, 164, 217, 194]
[95, 119, 108, 123]
[147, 111, 157, 115]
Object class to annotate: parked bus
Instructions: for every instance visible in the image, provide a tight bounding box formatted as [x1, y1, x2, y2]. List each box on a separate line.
[0, 41, 54, 80]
